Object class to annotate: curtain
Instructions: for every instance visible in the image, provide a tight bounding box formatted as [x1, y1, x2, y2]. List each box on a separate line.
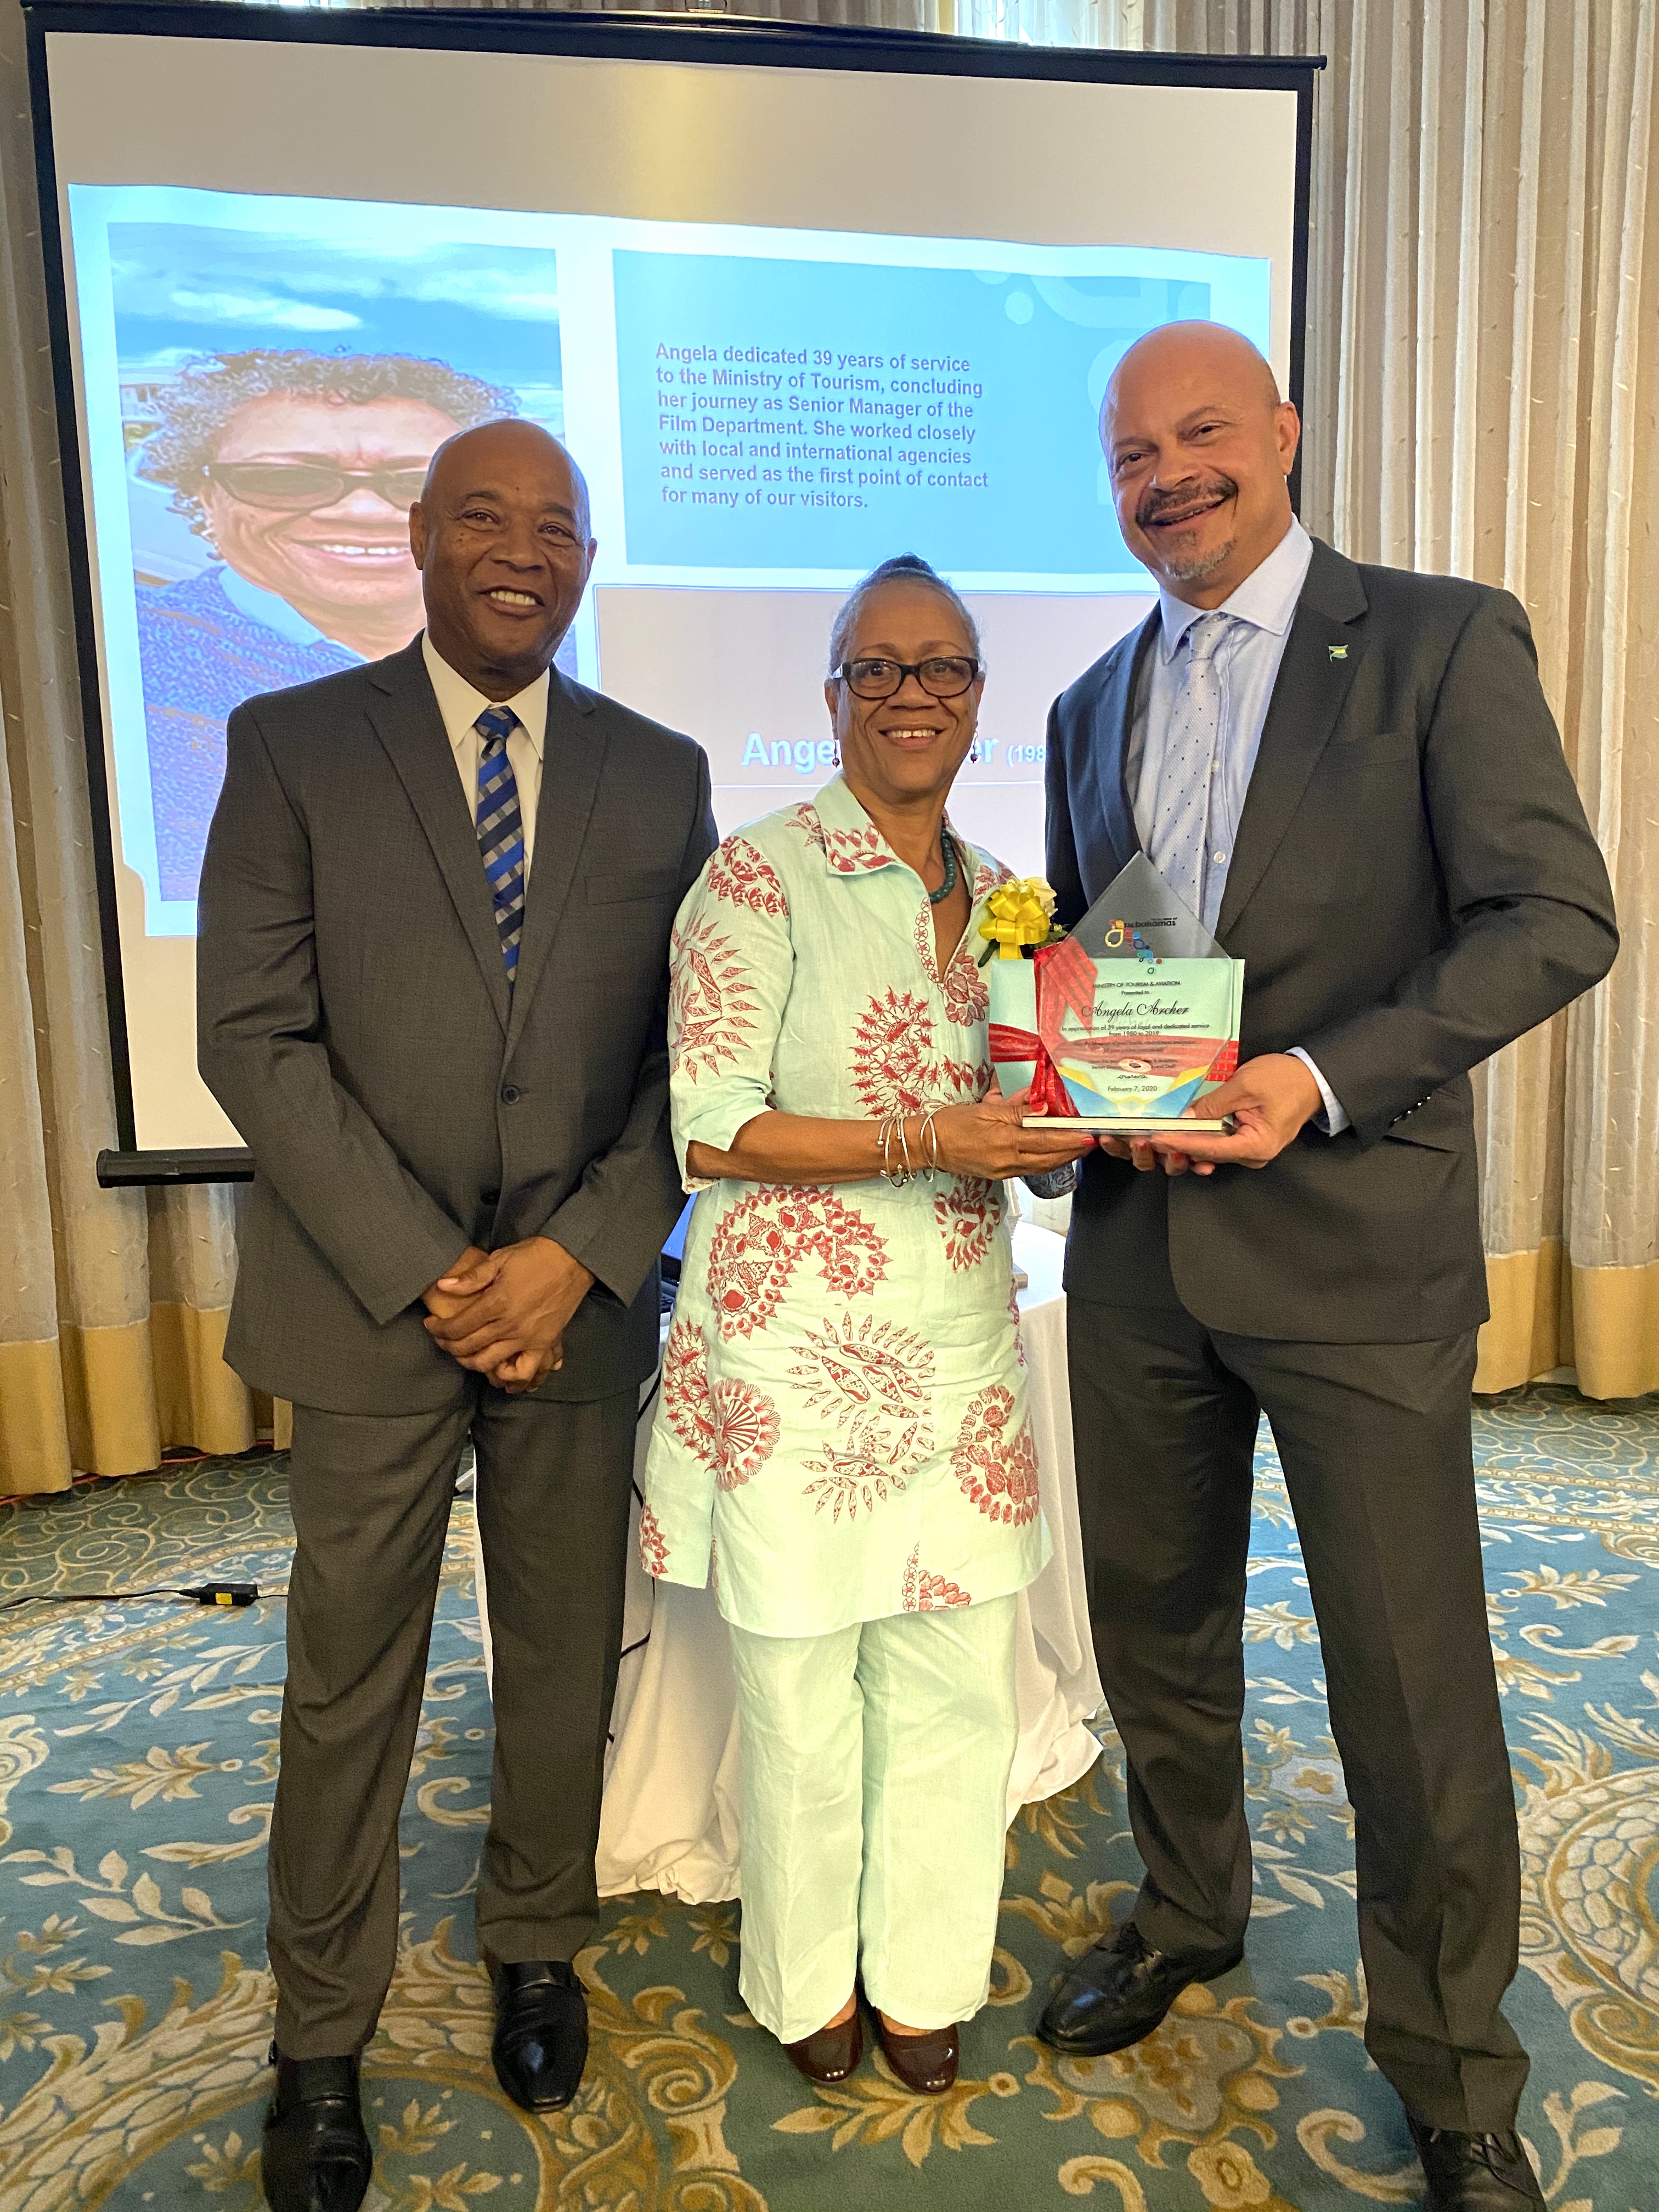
[2, 0, 1654, 1500]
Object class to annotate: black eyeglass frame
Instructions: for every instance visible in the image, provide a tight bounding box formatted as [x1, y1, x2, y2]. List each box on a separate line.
[198, 461, 432, 512]
[833, 655, 984, 701]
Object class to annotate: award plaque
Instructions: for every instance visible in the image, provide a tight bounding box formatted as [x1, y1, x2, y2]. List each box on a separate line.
[988, 855, 1244, 1133]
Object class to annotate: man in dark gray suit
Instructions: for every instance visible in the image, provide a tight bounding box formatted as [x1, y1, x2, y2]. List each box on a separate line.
[199, 420, 715, 2212]
[1035, 325, 1616, 2212]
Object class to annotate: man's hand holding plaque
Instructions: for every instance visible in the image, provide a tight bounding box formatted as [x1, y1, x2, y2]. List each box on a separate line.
[1109, 1049, 1324, 1177]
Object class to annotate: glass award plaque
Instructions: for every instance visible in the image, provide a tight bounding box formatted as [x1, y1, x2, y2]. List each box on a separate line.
[987, 855, 1244, 1133]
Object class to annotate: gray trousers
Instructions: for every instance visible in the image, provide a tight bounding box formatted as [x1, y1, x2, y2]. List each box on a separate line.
[268, 1383, 637, 2057]
[1067, 1295, 1527, 2132]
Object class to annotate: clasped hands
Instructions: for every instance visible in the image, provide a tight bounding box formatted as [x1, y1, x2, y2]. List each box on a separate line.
[421, 1236, 595, 1396]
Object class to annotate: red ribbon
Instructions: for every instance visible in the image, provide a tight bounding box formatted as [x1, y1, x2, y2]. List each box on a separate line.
[986, 1017, 1076, 1119]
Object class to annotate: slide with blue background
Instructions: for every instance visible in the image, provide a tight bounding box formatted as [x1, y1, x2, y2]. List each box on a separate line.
[613, 252, 1218, 579]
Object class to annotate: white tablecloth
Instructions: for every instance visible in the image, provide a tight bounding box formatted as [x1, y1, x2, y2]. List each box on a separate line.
[473, 1221, 1103, 1904]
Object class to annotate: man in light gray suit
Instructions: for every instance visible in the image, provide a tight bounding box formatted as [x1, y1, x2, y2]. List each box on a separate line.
[199, 420, 715, 2212]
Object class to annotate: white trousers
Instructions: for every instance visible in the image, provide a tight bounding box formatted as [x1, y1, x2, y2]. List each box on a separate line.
[727, 1596, 1020, 2044]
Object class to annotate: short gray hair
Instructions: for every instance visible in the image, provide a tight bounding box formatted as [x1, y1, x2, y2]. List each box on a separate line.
[827, 552, 981, 675]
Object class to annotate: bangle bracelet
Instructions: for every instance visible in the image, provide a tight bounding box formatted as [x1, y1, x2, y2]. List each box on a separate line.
[918, 1103, 944, 1180]
[878, 1110, 912, 1188]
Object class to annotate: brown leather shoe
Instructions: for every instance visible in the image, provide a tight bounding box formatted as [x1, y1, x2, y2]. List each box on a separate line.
[874, 2016, 959, 2095]
[781, 2006, 864, 2085]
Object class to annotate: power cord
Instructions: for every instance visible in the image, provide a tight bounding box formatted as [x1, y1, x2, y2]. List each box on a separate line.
[0, 1581, 259, 1612]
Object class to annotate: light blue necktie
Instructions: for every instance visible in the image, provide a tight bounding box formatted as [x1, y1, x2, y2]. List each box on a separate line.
[1148, 611, 1232, 929]
[475, 704, 526, 988]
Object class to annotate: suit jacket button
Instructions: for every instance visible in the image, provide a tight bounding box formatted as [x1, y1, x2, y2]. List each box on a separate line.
[500, 1085, 521, 1105]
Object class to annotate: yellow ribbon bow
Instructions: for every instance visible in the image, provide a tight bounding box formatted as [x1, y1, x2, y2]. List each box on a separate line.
[978, 877, 1059, 960]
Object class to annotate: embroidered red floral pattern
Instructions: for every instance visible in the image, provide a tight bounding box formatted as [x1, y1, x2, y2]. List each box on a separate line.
[934, 1176, 1003, 1271]
[793, 1312, 934, 1520]
[709, 1378, 781, 1491]
[639, 1501, 669, 1578]
[787, 802, 828, 856]
[901, 1543, 972, 1611]
[669, 918, 759, 1087]
[788, 799, 890, 873]
[707, 834, 788, 917]
[911, 901, 991, 1026]
[952, 1384, 1042, 1526]
[849, 989, 935, 1114]
[850, 993, 986, 1114]
[706, 1186, 888, 1340]
[823, 825, 889, 872]
[942, 949, 990, 1027]
[661, 1319, 716, 1465]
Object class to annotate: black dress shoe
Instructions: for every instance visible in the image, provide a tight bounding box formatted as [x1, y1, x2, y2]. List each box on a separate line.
[261, 2045, 371, 2212]
[1407, 2118, 1545, 2210]
[490, 1959, 589, 2112]
[1036, 1920, 1244, 2056]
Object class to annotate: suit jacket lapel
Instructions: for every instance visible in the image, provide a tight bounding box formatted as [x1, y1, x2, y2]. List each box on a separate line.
[365, 641, 511, 1032]
[1216, 540, 1369, 940]
[1091, 611, 1157, 888]
[506, 668, 604, 1052]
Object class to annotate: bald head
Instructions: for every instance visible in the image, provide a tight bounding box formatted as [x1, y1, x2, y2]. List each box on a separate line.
[1104, 321, 1281, 436]
[422, 417, 591, 539]
[1099, 319, 1299, 607]
[410, 416, 597, 698]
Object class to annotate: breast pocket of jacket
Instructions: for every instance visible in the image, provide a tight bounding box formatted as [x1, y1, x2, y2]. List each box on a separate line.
[1318, 730, 1421, 778]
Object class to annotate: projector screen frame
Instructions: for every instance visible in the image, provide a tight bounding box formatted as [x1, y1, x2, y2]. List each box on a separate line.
[22, 1, 1320, 1188]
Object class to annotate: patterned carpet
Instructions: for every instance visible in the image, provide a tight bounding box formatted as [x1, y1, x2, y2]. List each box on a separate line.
[1, 1385, 1656, 2210]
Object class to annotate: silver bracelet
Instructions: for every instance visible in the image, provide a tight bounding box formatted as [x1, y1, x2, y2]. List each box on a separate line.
[878, 1111, 912, 1188]
[917, 1103, 945, 1182]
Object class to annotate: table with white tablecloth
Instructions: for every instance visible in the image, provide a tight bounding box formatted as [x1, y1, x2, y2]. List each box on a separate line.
[472, 1220, 1104, 1905]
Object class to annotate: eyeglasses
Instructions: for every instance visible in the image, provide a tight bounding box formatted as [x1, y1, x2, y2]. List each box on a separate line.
[199, 461, 431, 512]
[834, 656, 981, 701]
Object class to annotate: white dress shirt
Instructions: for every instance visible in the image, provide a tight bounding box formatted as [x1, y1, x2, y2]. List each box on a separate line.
[421, 632, 549, 881]
[1128, 517, 1348, 1134]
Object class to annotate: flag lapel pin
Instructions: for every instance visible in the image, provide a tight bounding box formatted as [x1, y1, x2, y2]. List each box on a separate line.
[1328, 645, 1348, 661]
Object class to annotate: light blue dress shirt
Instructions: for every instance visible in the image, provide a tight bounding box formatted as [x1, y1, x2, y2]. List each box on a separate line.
[1128, 517, 1348, 1134]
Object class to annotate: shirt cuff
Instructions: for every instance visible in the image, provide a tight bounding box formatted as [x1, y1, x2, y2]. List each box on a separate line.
[1288, 1047, 1350, 1136]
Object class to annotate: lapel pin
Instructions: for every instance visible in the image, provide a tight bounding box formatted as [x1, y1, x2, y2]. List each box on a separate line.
[1328, 645, 1349, 661]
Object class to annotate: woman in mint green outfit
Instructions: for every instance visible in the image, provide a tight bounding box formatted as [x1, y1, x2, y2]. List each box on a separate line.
[641, 555, 1090, 2094]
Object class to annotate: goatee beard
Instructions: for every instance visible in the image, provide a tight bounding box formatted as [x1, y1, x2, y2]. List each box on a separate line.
[1159, 534, 1236, 586]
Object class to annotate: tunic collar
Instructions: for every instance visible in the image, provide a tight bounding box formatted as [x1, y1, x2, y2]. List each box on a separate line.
[804, 773, 995, 901]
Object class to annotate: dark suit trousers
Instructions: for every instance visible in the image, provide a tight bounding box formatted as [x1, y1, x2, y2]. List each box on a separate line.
[268, 1382, 637, 2056]
[1068, 1295, 1528, 2132]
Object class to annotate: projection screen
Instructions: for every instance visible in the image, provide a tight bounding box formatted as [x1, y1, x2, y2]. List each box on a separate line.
[24, 5, 1316, 1174]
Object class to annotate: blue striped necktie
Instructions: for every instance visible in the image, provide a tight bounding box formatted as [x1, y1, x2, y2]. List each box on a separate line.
[475, 703, 526, 988]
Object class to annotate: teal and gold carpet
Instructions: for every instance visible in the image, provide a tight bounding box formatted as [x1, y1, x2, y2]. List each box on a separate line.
[2, 1385, 1656, 2208]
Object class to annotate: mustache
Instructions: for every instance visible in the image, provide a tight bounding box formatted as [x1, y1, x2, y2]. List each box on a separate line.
[1136, 475, 1238, 529]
